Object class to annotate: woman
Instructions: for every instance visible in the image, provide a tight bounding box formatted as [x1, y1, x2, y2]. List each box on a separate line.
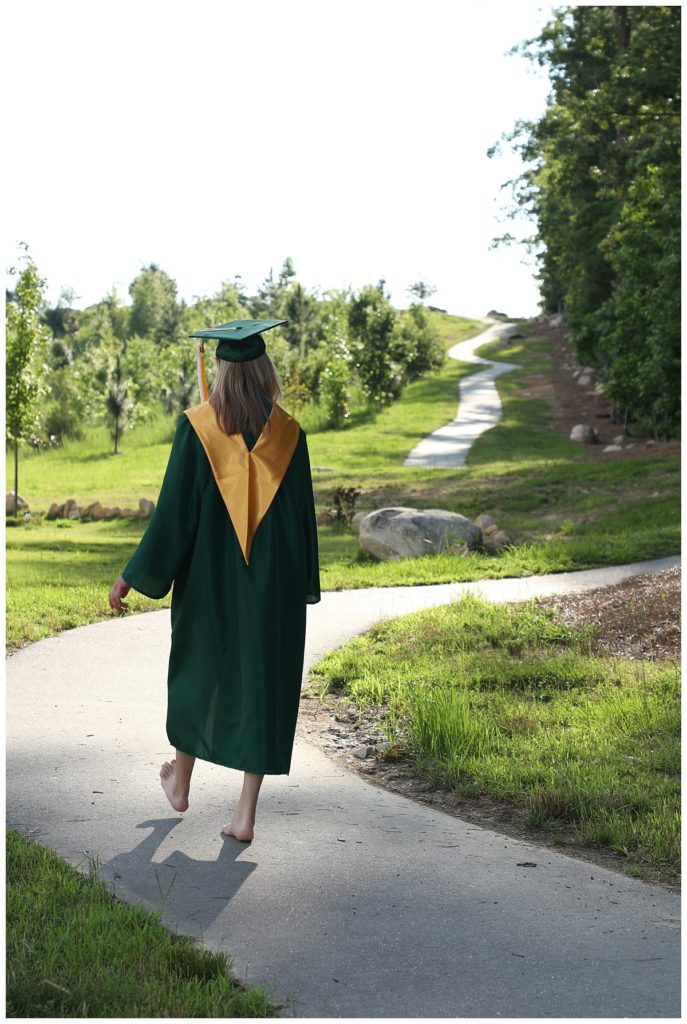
[108, 319, 320, 842]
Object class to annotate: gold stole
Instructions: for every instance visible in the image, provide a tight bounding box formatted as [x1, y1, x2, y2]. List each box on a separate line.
[184, 400, 300, 565]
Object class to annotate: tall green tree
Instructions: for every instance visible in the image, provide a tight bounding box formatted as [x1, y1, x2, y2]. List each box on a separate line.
[348, 285, 404, 408]
[490, 5, 680, 438]
[5, 249, 50, 515]
[129, 264, 180, 344]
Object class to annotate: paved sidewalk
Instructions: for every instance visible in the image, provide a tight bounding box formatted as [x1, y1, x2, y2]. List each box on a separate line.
[404, 319, 522, 468]
[6, 556, 680, 1017]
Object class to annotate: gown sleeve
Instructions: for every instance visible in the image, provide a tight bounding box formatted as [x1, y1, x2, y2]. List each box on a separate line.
[300, 429, 321, 605]
[121, 414, 207, 599]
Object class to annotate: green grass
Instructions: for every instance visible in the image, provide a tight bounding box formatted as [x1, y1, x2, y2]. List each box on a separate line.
[6, 830, 274, 1018]
[308, 592, 681, 885]
[6, 311, 680, 651]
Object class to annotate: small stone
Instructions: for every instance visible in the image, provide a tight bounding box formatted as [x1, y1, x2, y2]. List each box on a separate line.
[138, 498, 155, 518]
[6, 491, 29, 515]
[602, 444, 622, 453]
[352, 745, 372, 759]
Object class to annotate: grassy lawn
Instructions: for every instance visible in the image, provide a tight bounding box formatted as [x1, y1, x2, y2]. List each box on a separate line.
[308, 591, 681, 885]
[6, 312, 680, 651]
[6, 830, 274, 1017]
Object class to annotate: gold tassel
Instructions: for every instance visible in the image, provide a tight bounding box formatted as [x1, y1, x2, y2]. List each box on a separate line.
[197, 340, 209, 402]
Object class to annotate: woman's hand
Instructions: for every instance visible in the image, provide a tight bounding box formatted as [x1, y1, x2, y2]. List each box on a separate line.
[109, 577, 131, 613]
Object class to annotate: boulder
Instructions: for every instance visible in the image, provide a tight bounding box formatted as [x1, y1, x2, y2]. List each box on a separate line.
[570, 424, 599, 444]
[67, 506, 84, 520]
[577, 373, 593, 386]
[46, 502, 64, 520]
[120, 507, 137, 518]
[548, 314, 565, 327]
[138, 498, 155, 518]
[500, 325, 525, 340]
[81, 501, 110, 521]
[104, 507, 122, 520]
[62, 499, 78, 518]
[483, 530, 513, 554]
[6, 491, 28, 515]
[359, 507, 482, 561]
[602, 444, 623, 453]
[474, 513, 497, 531]
[350, 511, 367, 534]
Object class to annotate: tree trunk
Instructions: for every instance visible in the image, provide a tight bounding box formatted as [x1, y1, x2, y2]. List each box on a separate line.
[13, 436, 19, 517]
[617, 7, 631, 50]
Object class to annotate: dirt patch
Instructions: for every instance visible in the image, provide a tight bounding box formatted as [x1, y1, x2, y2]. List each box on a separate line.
[513, 321, 681, 459]
[298, 567, 681, 892]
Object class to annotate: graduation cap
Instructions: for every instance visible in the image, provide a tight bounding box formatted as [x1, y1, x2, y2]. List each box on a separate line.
[190, 319, 287, 362]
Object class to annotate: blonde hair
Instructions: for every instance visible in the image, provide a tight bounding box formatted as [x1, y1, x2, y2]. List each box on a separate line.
[209, 348, 283, 437]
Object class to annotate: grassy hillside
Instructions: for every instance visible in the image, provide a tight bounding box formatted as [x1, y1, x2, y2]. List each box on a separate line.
[6, 312, 680, 650]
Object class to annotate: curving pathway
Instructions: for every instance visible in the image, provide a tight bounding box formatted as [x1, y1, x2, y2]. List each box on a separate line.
[404, 319, 523, 468]
[7, 555, 680, 1018]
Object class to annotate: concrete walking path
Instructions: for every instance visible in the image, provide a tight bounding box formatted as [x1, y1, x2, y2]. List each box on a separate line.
[6, 554, 680, 1017]
[404, 319, 523, 468]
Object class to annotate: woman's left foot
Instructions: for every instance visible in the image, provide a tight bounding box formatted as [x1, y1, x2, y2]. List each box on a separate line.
[160, 759, 189, 812]
[220, 813, 254, 842]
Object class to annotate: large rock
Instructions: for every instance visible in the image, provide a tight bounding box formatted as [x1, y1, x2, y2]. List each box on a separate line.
[359, 507, 482, 561]
[570, 424, 599, 444]
[6, 491, 28, 515]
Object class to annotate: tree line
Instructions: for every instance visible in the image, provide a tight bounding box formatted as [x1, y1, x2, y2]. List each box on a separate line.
[491, 5, 680, 439]
[5, 251, 444, 477]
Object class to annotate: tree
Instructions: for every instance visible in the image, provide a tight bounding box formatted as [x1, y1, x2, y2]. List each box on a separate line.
[319, 303, 352, 427]
[396, 304, 444, 382]
[406, 280, 437, 304]
[348, 285, 404, 408]
[129, 264, 180, 344]
[283, 282, 317, 359]
[489, 5, 681, 438]
[5, 248, 51, 516]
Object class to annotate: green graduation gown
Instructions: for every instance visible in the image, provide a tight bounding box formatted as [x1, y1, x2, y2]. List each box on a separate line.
[121, 399, 321, 775]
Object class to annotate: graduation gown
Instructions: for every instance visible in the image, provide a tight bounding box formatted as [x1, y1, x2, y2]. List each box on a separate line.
[121, 399, 321, 775]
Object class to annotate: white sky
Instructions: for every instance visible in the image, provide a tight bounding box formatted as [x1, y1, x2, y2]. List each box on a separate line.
[3, 0, 555, 319]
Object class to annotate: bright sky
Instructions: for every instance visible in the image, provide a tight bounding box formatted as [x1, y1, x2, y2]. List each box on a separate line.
[3, 0, 555, 319]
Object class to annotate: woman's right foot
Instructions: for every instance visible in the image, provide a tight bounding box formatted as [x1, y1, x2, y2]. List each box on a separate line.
[160, 759, 189, 812]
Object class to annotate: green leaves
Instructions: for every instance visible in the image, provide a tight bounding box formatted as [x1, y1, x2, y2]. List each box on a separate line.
[492, 5, 680, 439]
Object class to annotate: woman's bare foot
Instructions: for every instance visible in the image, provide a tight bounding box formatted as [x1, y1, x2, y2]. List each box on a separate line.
[160, 759, 189, 812]
[220, 810, 255, 842]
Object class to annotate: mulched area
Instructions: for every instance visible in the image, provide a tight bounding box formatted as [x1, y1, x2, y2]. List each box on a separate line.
[298, 566, 681, 891]
[512, 320, 681, 459]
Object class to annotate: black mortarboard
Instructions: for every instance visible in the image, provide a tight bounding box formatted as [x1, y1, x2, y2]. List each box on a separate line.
[190, 319, 287, 362]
